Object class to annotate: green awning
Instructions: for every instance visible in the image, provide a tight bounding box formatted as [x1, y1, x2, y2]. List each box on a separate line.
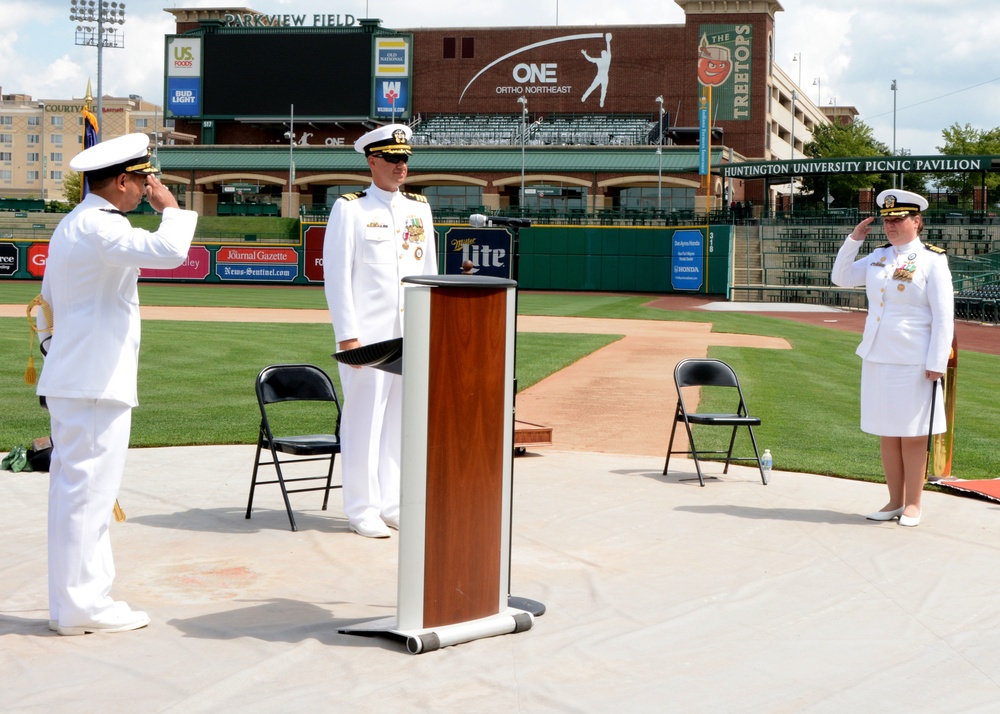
[158, 145, 727, 174]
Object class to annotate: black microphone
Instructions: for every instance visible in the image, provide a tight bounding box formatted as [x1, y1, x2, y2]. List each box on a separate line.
[469, 214, 532, 229]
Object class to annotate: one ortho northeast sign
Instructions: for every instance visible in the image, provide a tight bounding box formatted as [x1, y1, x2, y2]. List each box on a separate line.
[458, 32, 615, 105]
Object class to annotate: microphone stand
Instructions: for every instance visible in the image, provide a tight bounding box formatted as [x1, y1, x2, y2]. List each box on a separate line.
[503, 219, 546, 617]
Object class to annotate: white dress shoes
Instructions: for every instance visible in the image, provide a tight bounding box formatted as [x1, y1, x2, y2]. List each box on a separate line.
[56, 602, 150, 636]
[866, 506, 905, 521]
[350, 517, 391, 538]
[382, 514, 400, 530]
[898, 510, 921, 527]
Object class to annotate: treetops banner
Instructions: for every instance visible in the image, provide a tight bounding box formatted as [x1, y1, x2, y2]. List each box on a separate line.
[721, 155, 995, 179]
[698, 24, 752, 122]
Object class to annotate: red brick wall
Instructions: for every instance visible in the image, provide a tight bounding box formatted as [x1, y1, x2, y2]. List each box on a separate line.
[410, 13, 774, 161]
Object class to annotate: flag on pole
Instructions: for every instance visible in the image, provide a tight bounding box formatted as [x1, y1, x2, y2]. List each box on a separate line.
[81, 104, 99, 199]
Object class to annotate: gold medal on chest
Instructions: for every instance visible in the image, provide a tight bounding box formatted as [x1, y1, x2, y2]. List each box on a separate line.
[406, 217, 426, 244]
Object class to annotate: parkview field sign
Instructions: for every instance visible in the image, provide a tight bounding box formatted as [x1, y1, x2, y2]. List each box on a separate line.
[721, 155, 995, 179]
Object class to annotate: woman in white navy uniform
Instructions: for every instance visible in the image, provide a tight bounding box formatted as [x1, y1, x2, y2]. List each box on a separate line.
[323, 124, 437, 538]
[37, 134, 197, 634]
[831, 189, 953, 527]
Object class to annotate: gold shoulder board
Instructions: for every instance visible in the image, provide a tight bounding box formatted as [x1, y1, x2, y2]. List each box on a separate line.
[925, 244, 946, 254]
[339, 191, 366, 202]
[403, 192, 428, 204]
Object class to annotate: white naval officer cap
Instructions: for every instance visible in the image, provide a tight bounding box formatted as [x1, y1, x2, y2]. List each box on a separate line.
[354, 124, 412, 156]
[69, 133, 159, 175]
[876, 188, 928, 217]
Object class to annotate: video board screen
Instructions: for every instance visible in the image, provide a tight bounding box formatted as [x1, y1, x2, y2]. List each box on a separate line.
[201, 33, 372, 117]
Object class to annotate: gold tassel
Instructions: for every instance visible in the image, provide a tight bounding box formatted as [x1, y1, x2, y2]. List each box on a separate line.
[25, 354, 37, 385]
[25, 295, 51, 385]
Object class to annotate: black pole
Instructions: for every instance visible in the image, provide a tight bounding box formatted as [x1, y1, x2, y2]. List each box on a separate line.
[505, 222, 545, 617]
[925, 377, 940, 480]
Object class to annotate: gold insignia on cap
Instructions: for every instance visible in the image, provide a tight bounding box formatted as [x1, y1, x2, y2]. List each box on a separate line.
[884, 195, 896, 209]
[393, 129, 407, 145]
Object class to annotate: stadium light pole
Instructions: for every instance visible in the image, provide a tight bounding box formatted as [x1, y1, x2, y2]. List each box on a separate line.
[891, 79, 898, 188]
[70, 0, 126, 142]
[812, 76, 821, 106]
[284, 104, 295, 219]
[792, 52, 801, 88]
[790, 90, 796, 213]
[656, 95, 664, 211]
[39, 103, 46, 201]
[518, 96, 527, 213]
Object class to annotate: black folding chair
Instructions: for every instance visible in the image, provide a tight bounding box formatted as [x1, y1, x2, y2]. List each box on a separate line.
[663, 358, 767, 487]
[247, 364, 343, 531]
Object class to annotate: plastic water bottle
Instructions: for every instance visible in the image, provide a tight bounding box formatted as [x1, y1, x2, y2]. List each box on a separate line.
[760, 449, 772, 483]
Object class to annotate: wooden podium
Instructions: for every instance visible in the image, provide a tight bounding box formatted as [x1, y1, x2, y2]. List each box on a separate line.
[339, 275, 534, 653]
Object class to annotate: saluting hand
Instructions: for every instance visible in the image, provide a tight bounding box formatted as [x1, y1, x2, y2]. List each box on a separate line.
[144, 174, 180, 213]
[849, 216, 875, 241]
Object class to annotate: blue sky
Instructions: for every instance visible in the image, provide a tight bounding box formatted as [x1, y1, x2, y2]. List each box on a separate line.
[3, 0, 997, 156]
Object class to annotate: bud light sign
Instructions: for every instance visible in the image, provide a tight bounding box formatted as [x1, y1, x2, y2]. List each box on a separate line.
[168, 78, 201, 117]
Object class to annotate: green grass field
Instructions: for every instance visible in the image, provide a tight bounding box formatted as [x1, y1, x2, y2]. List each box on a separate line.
[1, 284, 996, 483]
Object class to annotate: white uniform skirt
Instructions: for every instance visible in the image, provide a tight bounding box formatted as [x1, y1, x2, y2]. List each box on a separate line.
[860, 361, 946, 437]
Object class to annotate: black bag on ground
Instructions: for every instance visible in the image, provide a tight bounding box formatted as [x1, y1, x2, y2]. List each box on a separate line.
[27, 436, 52, 472]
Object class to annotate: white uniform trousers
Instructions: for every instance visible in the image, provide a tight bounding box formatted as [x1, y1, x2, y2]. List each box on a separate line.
[46, 397, 132, 626]
[337, 364, 402, 525]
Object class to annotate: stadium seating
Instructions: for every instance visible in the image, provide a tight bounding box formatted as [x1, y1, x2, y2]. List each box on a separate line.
[411, 113, 655, 147]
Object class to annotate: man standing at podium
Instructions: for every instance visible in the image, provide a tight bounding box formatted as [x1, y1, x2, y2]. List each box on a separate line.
[323, 124, 437, 538]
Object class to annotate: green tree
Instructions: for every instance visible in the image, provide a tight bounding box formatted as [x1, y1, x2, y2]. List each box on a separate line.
[935, 123, 1000, 208]
[800, 120, 924, 209]
[61, 171, 83, 209]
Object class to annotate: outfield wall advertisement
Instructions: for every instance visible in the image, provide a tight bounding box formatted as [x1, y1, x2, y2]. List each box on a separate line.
[6, 224, 731, 295]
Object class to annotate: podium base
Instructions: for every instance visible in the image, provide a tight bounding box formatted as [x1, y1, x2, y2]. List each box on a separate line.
[508, 595, 546, 617]
[340, 608, 534, 654]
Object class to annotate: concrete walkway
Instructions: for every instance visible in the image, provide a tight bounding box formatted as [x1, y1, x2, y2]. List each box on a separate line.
[2, 446, 999, 712]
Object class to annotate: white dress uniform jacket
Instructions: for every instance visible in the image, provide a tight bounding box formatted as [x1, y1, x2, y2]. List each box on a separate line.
[830, 236, 953, 373]
[324, 183, 437, 345]
[37, 193, 198, 406]
[323, 183, 437, 526]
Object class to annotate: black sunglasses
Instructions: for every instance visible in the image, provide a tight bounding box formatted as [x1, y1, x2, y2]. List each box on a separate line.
[373, 153, 409, 164]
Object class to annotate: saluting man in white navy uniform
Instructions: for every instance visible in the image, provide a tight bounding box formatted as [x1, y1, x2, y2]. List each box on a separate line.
[323, 124, 437, 538]
[831, 188, 953, 528]
[37, 134, 198, 634]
